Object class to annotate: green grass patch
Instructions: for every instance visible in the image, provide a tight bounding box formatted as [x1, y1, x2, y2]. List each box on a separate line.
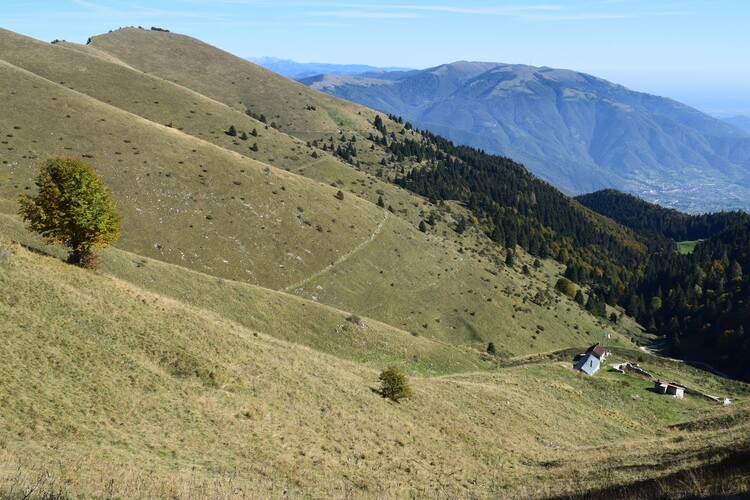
[677, 240, 699, 254]
[327, 110, 356, 128]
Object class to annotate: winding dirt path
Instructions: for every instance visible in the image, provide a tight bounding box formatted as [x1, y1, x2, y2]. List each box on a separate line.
[281, 210, 390, 293]
[639, 344, 730, 378]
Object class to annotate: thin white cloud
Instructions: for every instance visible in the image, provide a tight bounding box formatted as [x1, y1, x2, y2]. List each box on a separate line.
[70, 0, 117, 13]
[398, 4, 564, 15]
[525, 12, 631, 21]
[69, 0, 227, 21]
[295, 2, 634, 22]
[297, 21, 349, 27]
[297, 3, 562, 22]
[305, 10, 419, 18]
[398, 4, 631, 21]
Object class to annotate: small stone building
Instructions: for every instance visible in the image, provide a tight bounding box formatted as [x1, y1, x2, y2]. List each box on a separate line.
[654, 380, 685, 398]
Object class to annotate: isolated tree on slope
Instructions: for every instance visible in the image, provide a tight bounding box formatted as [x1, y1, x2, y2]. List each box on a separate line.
[18, 157, 122, 268]
[378, 366, 412, 402]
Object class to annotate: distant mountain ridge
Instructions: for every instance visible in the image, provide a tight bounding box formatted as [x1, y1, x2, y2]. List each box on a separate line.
[301, 61, 750, 213]
[249, 56, 412, 78]
[723, 115, 750, 134]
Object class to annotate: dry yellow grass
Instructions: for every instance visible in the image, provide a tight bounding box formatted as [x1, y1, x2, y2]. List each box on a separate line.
[1, 27, 748, 498]
[0, 49, 384, 291]
[0, 213, 485, 376]
[1, 237, 748, 498]
[0, 28, 628, 359]
[86, 28, 376, 136]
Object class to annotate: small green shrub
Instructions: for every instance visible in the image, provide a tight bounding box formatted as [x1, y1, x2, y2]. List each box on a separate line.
[487, 342, 496, 355]
[555, 277, 576, 297]
[378, 366, 412, 402]
[345, 314, 361, 325]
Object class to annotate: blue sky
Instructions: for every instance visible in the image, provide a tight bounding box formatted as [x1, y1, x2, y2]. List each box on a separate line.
[4, 1, 750, 114]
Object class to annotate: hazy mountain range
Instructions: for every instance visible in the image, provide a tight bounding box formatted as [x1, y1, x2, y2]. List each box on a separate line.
[249, 56, 411, 79]
[724, 115, 750, 134]
[293, 61, 750, 213]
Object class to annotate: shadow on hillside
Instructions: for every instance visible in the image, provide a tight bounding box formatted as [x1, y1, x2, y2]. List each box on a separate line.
[552, 447, 750, 499]
[14, 240, 56, 258]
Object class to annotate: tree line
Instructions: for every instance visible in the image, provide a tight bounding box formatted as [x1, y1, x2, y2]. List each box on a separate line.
[382, 117, 750, 380]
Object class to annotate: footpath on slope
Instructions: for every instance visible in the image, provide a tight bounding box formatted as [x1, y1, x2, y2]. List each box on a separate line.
[639, 344, 730, 378]
[281, 209, 390, 293]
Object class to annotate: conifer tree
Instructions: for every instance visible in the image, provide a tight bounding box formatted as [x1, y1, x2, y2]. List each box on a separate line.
[505, 249, 515, 267]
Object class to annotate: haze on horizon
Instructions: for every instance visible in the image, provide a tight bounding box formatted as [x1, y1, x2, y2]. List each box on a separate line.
[4, 0, 750, 115]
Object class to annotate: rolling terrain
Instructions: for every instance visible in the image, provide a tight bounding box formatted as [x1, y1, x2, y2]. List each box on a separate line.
[301, 62, 750, 213]
[1, 27, 749, 497]
[2, 225, 748, 498]
[0, 27, 635, 353]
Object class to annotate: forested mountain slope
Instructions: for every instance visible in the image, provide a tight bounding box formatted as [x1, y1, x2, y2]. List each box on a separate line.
[577, 190, 750, 380]
[302, 62, 750, 213]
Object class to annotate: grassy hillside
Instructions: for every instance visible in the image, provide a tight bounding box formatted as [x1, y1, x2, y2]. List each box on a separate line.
[0, 213, 485, 376]
[0, 44, 387, 290]
[0, 28, 327, 175]
[0, 28, 632, 358]
[86, 28, 374, 136]
[1, 235, 747, 498]
[2, 27, 749, 497]
[0, 58, 594, 359]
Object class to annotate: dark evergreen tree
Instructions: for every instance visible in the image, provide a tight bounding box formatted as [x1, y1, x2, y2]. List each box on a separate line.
[505, 249, 515, 267]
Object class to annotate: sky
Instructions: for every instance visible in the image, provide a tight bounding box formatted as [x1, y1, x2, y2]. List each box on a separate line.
[4, 0, 750, 115]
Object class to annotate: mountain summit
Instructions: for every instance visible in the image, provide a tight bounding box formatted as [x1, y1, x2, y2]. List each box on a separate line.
[302, 61, 750, 212]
